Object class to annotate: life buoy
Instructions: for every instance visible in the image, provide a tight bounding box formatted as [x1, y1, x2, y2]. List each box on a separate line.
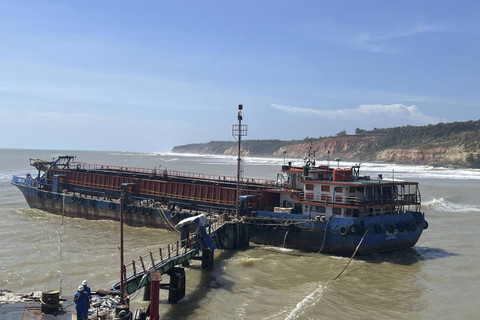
[108, 202, 115, 210]
[339, 226, 348, 236]
[374, 224, 383, 234]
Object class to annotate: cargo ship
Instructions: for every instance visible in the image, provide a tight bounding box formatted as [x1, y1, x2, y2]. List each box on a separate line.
[11, 152, 427, 255]
[10, 106, 427, 255]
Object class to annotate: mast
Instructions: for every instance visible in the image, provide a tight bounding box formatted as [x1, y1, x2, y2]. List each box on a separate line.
[232, 104, 247, 219]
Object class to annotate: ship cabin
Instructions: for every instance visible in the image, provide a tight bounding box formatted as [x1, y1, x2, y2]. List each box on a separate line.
[272, 162, 421, 220]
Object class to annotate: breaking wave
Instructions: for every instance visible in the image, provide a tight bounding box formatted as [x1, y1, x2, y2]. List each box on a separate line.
[423, 197, 480, 212]
[285, 283, 326, 320]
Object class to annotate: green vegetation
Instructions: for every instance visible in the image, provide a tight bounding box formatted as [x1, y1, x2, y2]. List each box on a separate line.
[358, 120, 480, 151]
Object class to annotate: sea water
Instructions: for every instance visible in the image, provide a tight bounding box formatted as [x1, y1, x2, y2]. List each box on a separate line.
[1, 149, 479, 319]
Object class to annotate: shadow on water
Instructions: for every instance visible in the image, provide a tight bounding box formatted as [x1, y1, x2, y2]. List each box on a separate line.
[358, 246, 458, 266]
[162, 249, 240, 319]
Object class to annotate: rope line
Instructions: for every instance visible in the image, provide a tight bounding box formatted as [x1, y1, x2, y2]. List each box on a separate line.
[159, 207, 180, 233]
[314, 220, 330, 255]
[333, 226, 370, 281]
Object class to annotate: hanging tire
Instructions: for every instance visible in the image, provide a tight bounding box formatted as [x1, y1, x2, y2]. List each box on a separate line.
[374, 224, 383, 234]
[78, 197, 84, 204]
[339, 225, 348, 236]
[387, 224, 395, 233]
[72, 195, 77, 202]
[108, 202, 115, 210]
[54, 193, 60, 200]
[397, 222, 405, 232]
[423, 220, 429, 230]
[170, 210, 177, 218]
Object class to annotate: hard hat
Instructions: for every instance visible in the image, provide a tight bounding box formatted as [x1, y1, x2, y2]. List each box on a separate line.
[78, 285, 84, 291]
[82, 280, 87, 285]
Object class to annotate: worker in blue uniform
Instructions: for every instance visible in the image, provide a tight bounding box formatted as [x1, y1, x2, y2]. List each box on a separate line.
[82, 279, 92, 305]
[74, 285, 89, 320]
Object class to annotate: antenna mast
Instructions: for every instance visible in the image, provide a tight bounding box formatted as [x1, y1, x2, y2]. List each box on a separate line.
[232, 104, 247, 219]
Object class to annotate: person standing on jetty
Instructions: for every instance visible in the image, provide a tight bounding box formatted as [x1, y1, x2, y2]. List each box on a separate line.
[74, 285, 89, 320]
[82, 279, 91, 306]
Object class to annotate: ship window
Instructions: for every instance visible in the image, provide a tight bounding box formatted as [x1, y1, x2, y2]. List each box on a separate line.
[317, 206, 326, 213]
[321, 185, 330, 192]
[305, 184, 314, 191]
[333, 207, 341, 215]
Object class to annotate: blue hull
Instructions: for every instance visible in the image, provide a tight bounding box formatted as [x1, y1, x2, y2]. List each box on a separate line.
[248, 210, 426, 255]
[11, 176, 184, 229]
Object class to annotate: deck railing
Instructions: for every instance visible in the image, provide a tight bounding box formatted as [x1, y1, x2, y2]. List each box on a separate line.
[66, 161, 276, 187]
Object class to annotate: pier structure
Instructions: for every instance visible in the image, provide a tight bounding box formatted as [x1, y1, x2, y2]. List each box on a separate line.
[97, 217, 249, 319]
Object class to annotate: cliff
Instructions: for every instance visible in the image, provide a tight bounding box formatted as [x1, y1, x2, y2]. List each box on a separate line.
[172, 120, 480, 168]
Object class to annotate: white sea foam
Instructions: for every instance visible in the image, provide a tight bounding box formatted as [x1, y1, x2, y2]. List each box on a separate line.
[423, 197, 480, 212]
[285, 283, 326, 320]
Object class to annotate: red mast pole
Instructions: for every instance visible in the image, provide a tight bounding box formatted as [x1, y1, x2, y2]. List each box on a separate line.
[119, 195, 125, 305]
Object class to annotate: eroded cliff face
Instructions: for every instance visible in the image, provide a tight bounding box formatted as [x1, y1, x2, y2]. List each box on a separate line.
[275, 138, 469, 167]
[271, 136, 380, 161]
[375, 145, 468, 166]
[176, 135, 472, 167]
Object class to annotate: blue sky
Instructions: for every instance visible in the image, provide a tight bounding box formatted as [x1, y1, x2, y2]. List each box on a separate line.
[1, 0, 479, 152]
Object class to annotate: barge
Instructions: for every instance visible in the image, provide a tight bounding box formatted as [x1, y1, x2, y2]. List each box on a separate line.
[11, 152, 427, 255]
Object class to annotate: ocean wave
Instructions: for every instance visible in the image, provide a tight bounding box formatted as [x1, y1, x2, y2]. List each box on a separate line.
[423, 197, 480, 212]
[0, 170, 35, 182]
[285, 283, 326, 320]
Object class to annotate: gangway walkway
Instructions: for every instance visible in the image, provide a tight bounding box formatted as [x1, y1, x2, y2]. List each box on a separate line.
[112, 218, 226, 296]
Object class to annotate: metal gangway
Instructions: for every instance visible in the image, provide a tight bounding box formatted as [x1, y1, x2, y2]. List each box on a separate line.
[112, 217, 226, 296]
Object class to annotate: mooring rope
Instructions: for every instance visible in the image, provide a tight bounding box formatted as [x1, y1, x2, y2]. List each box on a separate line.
[159, 206, 180, 233]
[333, 226, 370, 281]
[314, 219, 330, 255]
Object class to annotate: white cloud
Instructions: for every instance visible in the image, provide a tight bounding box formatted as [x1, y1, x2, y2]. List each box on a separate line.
[354, 24, 440, 53]
[271, 103, 441, 126]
